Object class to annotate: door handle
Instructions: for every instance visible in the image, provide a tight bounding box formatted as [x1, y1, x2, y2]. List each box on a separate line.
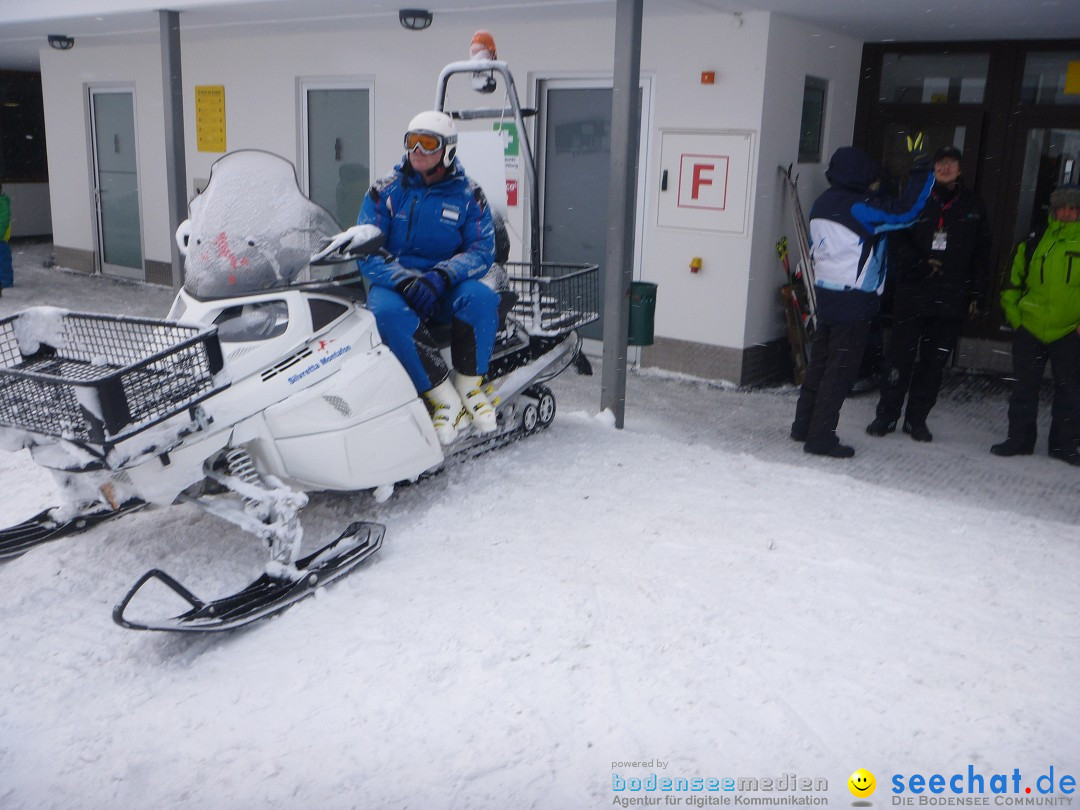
[661, 169, 668, 191]
[114, 133, 120, 154]
[335, 138, 342, 161]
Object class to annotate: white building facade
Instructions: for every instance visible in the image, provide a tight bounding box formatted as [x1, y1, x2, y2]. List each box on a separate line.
[29, 6, 863, 384]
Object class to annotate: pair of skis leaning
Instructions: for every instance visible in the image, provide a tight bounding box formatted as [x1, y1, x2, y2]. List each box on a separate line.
[777, 165, 818, 385]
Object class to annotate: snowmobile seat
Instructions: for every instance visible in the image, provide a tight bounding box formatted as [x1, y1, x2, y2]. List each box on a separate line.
[425, 289, 518, 349]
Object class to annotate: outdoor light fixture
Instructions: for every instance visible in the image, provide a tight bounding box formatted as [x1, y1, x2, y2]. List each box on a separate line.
[47, 34, 75, 50]
[399, 9, 433, 31]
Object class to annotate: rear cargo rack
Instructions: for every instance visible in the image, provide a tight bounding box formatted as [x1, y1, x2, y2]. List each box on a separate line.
[504, 262, 599, 335]
[0, 309, 226, 452]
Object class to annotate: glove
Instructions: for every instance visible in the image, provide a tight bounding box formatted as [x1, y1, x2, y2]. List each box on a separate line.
[397, 269, 449, 319]
[905, 132, 929, 169]
[310, 224, 385, 264]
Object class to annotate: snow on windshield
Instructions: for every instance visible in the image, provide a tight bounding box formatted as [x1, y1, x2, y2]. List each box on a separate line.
[180, 150, 341, 299]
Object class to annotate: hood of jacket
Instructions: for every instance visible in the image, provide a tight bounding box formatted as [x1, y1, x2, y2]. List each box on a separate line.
[824, 147, 881, 194]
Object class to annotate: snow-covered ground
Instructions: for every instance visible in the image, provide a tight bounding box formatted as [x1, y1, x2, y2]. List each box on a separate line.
[1, 241, 1078, 809]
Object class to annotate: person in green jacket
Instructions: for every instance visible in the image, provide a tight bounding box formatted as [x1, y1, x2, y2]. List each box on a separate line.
[991, 184, 1080, 465]
[0, 182, 11, 294]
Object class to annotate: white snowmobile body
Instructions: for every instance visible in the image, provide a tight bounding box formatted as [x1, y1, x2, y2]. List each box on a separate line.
[0, 78, 597, 631]
[160, 286, 443, 498]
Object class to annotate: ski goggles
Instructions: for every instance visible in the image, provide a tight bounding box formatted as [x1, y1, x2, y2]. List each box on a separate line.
[404, 131, 444, 154]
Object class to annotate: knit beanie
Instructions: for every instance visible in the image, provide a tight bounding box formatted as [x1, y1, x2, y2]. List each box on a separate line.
[1049, 184, 1080, 210]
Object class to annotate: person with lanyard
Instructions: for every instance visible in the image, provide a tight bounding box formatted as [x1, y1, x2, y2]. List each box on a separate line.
[791, 143, 934, 458]
[866, 144, 991, 442]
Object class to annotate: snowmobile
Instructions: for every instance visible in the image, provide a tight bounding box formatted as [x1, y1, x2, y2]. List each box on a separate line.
[0, 67, 597, 632]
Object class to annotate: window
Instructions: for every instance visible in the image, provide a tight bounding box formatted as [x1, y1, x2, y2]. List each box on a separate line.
[878, 52, 990, 105]
[799, 77, 827, 164]
[1021, 52, 1080, 106]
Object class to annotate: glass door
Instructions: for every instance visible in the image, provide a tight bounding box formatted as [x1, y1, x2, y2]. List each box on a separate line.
[1010, 128, 1080, 243]
[300, 82, 372, 229]
[89, 87, 143, 279]
[866, 110, 985, 193]
[536, 78, 649, 342]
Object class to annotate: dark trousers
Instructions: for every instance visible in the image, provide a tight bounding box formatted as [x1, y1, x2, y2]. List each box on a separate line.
[793, 319, 873, 449]
[875, 313, 962, 425]
[1006, 327, 1080, 453]
[0, 240, 11, 288]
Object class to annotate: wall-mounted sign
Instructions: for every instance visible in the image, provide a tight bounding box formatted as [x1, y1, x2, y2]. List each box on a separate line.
[195, 85, 226, 152]
[1066, 61, 1080, 95]
[493, 121, 520, 206]
[657, 130, 754, 234]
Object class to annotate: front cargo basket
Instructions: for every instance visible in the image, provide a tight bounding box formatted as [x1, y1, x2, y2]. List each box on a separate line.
[0, 309, 226, 452]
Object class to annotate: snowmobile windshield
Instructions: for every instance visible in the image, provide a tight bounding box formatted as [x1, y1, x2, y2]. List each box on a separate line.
[180, 150, 344, 300]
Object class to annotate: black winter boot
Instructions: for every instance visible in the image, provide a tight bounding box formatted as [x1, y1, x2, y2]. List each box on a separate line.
[804, 438, 855, 458]
[903, 419, 933, 442]
[865, 417, 897, 437]
[990, 437, 1035, 457]
[1049, 447, 1080, 466]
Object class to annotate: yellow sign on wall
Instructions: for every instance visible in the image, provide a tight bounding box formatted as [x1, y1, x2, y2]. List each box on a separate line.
[195, 85, 226, 152]
[1065, 61, 1080, 95]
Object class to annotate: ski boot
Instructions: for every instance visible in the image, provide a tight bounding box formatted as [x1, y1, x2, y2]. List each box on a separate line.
[452, 373, 497, 434]
[424, 379, 465, 445]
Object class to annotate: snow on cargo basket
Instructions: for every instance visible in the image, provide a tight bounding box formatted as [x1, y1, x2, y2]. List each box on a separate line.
[504, 262, 599, 335]
[0, 308, 226, 451]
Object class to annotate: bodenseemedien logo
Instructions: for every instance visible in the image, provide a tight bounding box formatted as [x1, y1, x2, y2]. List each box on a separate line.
[610, 772, 829, 806]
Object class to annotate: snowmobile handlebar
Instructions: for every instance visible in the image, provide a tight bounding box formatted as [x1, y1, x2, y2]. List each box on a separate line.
[309, 224, 387, 265]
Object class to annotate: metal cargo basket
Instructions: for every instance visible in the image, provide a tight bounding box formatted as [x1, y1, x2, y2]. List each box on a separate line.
[504, 262, 599, 335]
[0, 309, 226, 452]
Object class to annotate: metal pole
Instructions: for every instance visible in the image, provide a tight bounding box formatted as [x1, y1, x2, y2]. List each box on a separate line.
[599, 0, 643, 428]
[159, 10, 187, 290]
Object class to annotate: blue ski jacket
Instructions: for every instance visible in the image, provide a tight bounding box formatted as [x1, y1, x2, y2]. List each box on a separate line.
[356, 156, 495, 289]
[809, 147, 933, 323]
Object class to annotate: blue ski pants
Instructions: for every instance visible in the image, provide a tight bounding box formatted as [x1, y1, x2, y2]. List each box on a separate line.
[366, 279, 499, 393]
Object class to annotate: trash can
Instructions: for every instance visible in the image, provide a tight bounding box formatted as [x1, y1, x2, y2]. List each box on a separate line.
[628, 281, 657, 346]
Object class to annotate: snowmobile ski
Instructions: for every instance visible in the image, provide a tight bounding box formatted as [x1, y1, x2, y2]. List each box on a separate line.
[0, 499, 146, 561]
[112, 520, 384, 633]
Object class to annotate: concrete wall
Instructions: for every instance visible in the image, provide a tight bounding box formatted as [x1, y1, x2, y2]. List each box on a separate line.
[37, 6, 863, 382]
[748, 15, 863, 350]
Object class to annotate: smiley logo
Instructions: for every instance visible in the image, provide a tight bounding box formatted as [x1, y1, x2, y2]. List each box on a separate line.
[848, 769, 876, 798]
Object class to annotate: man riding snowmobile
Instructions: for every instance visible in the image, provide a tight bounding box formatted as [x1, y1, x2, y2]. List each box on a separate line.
[355, 110, 500, 445]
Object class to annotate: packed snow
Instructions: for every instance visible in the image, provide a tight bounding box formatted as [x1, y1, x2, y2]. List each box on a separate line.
[1, 243, 1078, 809]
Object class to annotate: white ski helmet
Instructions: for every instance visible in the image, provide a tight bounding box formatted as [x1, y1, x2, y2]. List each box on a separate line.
[405, 110, 458, 168]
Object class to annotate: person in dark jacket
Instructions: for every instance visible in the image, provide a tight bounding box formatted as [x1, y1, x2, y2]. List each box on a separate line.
[989, 184, 1080, 465]
[0, 182, 11, 295]
[866, 145, 991, 442]
[356, 110, 498, 446]
[791, 145, 933, 458]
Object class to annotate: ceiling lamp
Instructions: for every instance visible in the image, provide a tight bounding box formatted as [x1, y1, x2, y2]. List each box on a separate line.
[399, 9, 433, 31]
